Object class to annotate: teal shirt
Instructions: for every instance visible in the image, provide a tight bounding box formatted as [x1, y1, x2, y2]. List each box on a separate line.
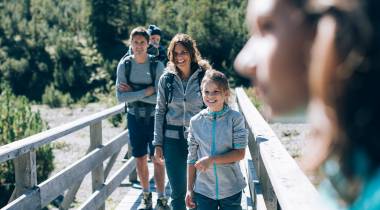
[319, 155, 380, 210]
[350, 169, 380, 210]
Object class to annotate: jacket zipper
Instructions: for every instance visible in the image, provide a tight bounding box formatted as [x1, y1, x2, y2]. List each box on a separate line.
[175, 70, 200, 128]
[212, 114, 219, 199]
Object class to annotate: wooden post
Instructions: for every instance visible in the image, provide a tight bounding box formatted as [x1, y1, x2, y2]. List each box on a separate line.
[90, 122, 105, 210]
[9, 151, 37, 203]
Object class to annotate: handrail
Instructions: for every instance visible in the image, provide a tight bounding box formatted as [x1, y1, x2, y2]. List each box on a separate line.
[0, 103, 125, 163]
[0, 103, 130, 210]
[235, 87, 322, 210]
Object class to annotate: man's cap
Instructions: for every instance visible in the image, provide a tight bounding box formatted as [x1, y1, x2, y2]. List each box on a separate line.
[147, 25, 161, 36]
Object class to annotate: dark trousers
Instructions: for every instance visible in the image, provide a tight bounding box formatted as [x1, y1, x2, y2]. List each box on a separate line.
[127, 113, 154, 157]
[194, 191, 242, 210]
[164, 137, 188, 210]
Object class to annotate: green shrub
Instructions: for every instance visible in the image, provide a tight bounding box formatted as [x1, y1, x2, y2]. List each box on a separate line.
[245, 87, 263, 111]
[42, 84, 73, 108]
[110, 112, 124, 128]
[0, 84, 54, 207]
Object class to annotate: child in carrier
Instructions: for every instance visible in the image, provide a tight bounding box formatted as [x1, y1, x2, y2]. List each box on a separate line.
[185, 69, 248, 210]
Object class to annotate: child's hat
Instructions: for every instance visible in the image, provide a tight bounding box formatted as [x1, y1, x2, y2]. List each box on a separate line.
[147, 25, 161, 36]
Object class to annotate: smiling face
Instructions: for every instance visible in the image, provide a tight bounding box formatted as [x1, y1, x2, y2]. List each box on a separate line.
[174, 43, 191, 73]
[202, 80, 228, 112]
[234, 0, 315, 116]
[131, 34, 148, 56]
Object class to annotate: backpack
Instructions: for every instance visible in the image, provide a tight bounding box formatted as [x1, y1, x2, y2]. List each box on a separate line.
[163, 69, 206, 110]
[124, 55, 158, 90]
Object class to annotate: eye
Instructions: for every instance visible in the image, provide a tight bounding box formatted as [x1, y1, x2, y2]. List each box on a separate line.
[257, 18, 274, 35]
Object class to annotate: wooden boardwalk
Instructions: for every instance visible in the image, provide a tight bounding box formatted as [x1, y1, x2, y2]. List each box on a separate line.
[116, 161, 253, 210]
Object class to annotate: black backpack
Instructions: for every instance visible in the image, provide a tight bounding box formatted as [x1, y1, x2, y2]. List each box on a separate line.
[124, 55, 158, 90]
[163, 69, 206, 110]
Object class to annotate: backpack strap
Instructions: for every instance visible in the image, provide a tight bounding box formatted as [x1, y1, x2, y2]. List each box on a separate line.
[124, 56, 133, 85]
[149, 57, 158, 85]
[197, 68, 205, 88]
[125, 56, 158, 87]
[161, 72, 175, 145]
[163, 72, 175, 109]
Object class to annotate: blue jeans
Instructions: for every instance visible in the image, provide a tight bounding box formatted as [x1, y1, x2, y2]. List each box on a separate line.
[194, 191, 242, 210]
[164, 137, 188, 210]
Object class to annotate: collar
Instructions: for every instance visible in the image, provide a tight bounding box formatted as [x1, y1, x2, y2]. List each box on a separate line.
[205, 105, 230, 119]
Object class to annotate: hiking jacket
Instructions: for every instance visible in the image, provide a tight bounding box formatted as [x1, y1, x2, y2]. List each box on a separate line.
[153, 67, 205, 146]
[116, 55, 164, 116]
[187, 106, 248, 200]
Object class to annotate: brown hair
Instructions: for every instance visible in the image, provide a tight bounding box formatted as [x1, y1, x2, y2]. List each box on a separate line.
[129, 26, 149, 43]
[167, 33, 211, 76]
[201, 69, 231, 103]
[309, 0, 380, 203]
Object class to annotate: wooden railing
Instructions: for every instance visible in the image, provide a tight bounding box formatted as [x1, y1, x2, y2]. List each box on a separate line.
[0, 89, 323, 210]
[0, 104, 136, 210]
[236, 88, 322, 210]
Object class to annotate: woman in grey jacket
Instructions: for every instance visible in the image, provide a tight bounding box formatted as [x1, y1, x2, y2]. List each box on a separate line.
[185, 70, 248, 210]
[153, 33, 211, 210]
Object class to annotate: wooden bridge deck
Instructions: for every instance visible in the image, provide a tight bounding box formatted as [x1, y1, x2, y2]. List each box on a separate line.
[116, 160, 253, 210]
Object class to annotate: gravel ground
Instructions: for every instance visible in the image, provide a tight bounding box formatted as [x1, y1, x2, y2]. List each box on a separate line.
[32, 103, 311, 209]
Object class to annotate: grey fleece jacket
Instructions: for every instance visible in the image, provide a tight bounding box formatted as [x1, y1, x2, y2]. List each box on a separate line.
[187, 106, 248, 200]
[116, 55, 164, 116]
[153, 68, 205, 146]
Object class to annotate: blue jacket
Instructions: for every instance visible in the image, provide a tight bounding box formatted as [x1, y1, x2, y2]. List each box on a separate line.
[187, 106, 248, 199]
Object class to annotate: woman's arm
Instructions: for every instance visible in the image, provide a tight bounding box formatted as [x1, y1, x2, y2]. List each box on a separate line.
[185, 164, 197, 208]
[152, 74, 168, 147]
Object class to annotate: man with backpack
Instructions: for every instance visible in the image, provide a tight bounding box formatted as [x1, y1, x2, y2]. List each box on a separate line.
[125, 24, 168, 66]
[116, 26, 169, 210]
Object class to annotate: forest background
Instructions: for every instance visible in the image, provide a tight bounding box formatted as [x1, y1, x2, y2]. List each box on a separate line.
[0, 0, 249, 105]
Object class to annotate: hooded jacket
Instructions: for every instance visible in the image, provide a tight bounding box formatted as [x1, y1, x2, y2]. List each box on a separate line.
[187, 106, 248, 199]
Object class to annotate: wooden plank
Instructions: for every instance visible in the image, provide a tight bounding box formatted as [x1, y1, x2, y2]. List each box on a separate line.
[2, 189, 40, 210]
[241, 146, 266, 210]
[37, 130, 128, 207]
[78, 158, 136, 210]
[0, 103, 125, 163]
[60, 146, 94, 210]
[235, 88, 322, 210]
[240, 156, 252, 210]
[9, 151, 37, 203]
[90, 122, 105, 210]
[104, 149, 120, 179]
[115, 163, 171, 210]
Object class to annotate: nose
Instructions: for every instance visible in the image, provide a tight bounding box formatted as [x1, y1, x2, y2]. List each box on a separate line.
[234, 37, 257, 80]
